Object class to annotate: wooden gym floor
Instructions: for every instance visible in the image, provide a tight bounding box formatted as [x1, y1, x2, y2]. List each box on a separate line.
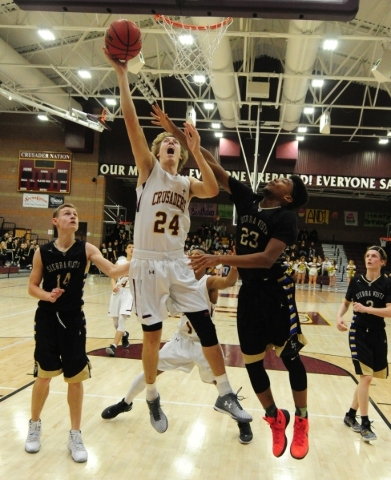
[0, 274, 390, 480]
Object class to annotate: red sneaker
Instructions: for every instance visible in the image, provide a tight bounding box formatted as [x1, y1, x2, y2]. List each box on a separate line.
[263, 408, 290, 457]
[290, 415, 309, 460]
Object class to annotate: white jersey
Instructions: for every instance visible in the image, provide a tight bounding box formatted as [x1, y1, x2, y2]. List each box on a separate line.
[177, 275, 214, 340]
[134, 160, 191, 252]
[157, 274, 217, 383]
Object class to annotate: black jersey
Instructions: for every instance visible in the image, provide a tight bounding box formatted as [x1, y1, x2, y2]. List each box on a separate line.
[38, 239, 88, 313]
[346, 274, 391, 330]
[229, 176, 298, 282]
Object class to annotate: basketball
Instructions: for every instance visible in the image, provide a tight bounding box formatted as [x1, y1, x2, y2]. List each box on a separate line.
[105, 19, 142, 61]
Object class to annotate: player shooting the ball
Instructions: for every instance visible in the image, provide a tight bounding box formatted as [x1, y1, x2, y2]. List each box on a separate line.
[103, 47, 252, 434]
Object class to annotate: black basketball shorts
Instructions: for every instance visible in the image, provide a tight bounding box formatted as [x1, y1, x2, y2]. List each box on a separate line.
[33, 307, 91, 382]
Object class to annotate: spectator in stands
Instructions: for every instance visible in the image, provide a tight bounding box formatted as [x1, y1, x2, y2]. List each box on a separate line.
[298, 240, 307, 258]
[19, 242, 30, 269]
[107, 242, 115, 263]
[308, 242, 316, 260]
[298, 228, 308, 242]
[308, 229, 318, 243]
[112, 239, 119, 263]
[337, 246, 391, 443]
[100, 242, 108, 260]
[307, 256, 320, 290]
[0, 240, 7, 266]
[220, 222, 227, 238]
[346, 259, 356, 285]
[296, 255, 307, 289]
[327, 259, 338, 291]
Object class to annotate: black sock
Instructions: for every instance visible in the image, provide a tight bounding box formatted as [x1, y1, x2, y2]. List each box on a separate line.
[265, 404, 277, 418]
[361, 415, 370, 427]
[347, 408, 357, 419]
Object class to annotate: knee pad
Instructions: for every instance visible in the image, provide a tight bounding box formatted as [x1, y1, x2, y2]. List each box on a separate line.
[245, 360, 270, 394]
[281, 354, 307, 391]
[117, 314, 127, 332]
[142, 322, 163, 332]
[184, 310, 218, 347]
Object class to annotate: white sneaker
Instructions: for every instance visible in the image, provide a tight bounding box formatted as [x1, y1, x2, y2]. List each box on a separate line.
[25, 419, 42, 453]
[67, 430, 88, 463]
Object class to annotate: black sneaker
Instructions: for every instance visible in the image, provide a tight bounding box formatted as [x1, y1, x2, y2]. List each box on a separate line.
[101, 399, 133, 419]
[106, 344, 117, 357]
[147, 394, 168, 433]
[238, 422, 253, 444]
[121, 331, 130, 348]
[343, 414, 361, 433]
[360, 423, 377, 442]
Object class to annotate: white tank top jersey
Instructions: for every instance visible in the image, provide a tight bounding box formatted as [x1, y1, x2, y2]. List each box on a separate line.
[134, 160, 191, 252]
[177, 275, 214, 340]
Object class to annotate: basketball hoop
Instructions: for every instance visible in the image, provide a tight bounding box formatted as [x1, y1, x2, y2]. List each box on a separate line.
[100, 107, 115, 123]
[154, 15, 233, 85]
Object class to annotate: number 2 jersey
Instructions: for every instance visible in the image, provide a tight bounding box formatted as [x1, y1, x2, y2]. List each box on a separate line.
[38, 239, 88, 313]
[345, 274, 391, 330]
[229, 176, 298, 282]
[134, 160, 191, 253]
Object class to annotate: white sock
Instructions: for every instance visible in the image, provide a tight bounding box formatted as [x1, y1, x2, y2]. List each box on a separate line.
[125, 372, 147, 404]
[215, 373, 233, 396]
[146, 382, 158, 402]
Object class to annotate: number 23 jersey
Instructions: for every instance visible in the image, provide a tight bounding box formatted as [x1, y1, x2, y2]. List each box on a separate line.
[134, 160, 191, 253]
[229, 176, 298, 282]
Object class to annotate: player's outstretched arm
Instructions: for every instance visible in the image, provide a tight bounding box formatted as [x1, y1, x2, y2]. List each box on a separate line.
[86, 243, 130, 278]
[104, 47, 154, 185]
[151, 104, 230, 192]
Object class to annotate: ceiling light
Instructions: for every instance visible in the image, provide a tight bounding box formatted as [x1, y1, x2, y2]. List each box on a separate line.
[193, 75, 206, 85]
[105, 98, 117, 106]
[212, 123, 221, 129]
[379, 138, 389, 144]
[298, 126, 307, 133]
[38, 29, 55, 41]
[179, 34, 194, 46]
[296, 136, 304, 141]
[204, 102, 215, 110]
[38, 114, 49, 121]
[78, 70, 91, 79]
[304, 107, 314, 114]
[215, 132, 223, 138]
[387, 131, 391, 137]
[311, 79, 324, 87]
[323, 39, 338, 51]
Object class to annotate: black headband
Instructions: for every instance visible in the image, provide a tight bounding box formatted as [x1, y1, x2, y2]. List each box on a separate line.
[366, 245, 387, 261]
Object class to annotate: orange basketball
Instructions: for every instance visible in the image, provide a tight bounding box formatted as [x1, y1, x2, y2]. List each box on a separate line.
[105, 19, 142, 61]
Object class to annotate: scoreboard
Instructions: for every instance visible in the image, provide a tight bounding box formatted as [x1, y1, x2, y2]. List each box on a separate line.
[18, 151, 72, 194]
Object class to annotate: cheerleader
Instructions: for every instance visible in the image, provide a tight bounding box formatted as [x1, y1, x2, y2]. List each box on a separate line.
[346, 259, 356, 285]
[327, 259, 338, 291]
[307, 256, 321, 290]
[296, 255, 307, 289]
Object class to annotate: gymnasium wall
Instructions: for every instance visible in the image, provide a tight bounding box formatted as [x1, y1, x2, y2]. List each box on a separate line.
[0, 115, 105, 247]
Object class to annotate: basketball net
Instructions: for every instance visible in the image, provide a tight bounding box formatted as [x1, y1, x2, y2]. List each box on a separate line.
[154, 15, 233, 85]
